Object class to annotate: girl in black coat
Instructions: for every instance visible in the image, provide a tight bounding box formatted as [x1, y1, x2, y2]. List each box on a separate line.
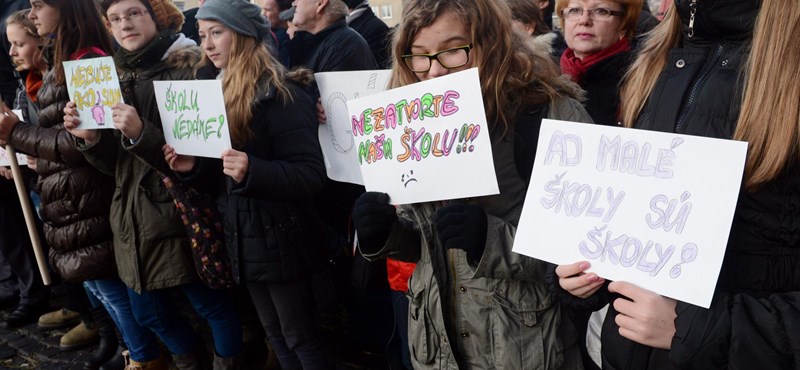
[164, 0, 333, 368]
[554, 0, 800, 369]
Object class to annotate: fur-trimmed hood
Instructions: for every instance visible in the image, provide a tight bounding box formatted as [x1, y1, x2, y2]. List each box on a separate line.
[163, 34, 202, 71]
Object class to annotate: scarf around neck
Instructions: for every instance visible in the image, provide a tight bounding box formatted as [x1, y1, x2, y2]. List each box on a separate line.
[113, 30, 178, 70]
[560, 38, 630, 84]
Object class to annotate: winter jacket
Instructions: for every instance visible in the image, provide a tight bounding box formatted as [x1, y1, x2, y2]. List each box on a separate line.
[287, 18, 378, 246]
[361, 97, 592, 370]
[182, 78, 327, 284]
[13, 70, 40, 127]
[348, 6, 391, 69]
[8, 48, 116, 283]
[552, 1, 800, 369]
[578, 51, 631, 127]
[287, 19, 377, 73]
[78, 34, 201, 292]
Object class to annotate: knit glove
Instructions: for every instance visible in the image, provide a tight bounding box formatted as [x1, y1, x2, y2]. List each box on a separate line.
[434, 203, 488, 262]
[353, 192, 397, 251]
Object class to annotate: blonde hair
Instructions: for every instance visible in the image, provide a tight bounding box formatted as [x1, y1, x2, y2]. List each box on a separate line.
[5, 9, 46, 73]
[733, 0, 800, 189]
[390, 0, 578, 135]
[554, 0, 642, 40]
[206, 31, 292, 147]
[620, 0, 800, 190]
[618, 6, 681, 127]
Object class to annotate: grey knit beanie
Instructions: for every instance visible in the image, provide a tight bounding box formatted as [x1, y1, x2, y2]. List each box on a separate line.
[196, 0, 271, 43]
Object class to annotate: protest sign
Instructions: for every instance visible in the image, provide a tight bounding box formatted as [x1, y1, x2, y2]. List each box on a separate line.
[512, 119, 747, 308]
[315, 70, 391, 185]
[346, 68, 498, 205]
[0, 110, 27, 166]
[63, 57, 122, 130]
[153, 80, 232, 158]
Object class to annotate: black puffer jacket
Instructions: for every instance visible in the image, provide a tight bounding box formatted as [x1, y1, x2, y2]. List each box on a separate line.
[9, 48, 116, 283]
[184, 79, 327, 283]
[287, 19, 377, 73]
[598, 1, 800, 369]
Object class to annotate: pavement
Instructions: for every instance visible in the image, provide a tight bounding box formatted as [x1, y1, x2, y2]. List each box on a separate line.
[0, 286, 397, 370]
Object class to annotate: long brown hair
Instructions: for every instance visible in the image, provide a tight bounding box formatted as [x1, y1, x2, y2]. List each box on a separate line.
[41, 0, 114, 85]
[389, 0, 578, 135]
[203, 31, 292, 147]
[620, 1, 800, 190]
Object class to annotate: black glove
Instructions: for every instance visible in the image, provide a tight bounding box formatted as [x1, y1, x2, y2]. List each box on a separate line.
[434, 203, 488, 262]
[353, 192, 397, 251]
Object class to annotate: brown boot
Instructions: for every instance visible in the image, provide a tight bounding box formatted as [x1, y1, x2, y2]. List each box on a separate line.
[124, 351, 169, 370]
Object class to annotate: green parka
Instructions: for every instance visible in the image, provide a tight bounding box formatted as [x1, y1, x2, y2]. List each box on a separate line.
[361, 97, 591, 370]
[78, 34, 200, 292]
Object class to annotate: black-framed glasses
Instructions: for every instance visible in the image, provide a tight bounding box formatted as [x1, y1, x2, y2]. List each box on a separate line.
[401, 44, 472, 73]
[561, 7, 624, 21]
[107, 8, 149, 28]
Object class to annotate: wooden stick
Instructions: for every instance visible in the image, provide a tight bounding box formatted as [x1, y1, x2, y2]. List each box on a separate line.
[5, 145, 51, 285]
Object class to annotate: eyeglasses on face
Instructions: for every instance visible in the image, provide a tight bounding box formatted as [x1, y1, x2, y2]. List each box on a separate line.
[561, 7, 624, 21]
[401, 44, 473, 73]
[108, 8, 149, 28]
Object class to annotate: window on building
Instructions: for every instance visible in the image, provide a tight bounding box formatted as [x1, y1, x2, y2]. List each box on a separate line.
[380, 5, 392, 19]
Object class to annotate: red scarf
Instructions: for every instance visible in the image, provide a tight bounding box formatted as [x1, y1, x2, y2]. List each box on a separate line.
[560, 38, 631, 84]
[26, 72, 43, 103]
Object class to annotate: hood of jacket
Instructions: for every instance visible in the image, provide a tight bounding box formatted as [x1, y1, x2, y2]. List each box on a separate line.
[675, 0, 761, 43]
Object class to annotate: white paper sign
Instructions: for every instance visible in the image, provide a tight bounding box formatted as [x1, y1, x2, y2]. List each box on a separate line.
[0, 110, 27, 167]
[346, 68, 498, 205]
[512, 120, 748, 308]
[63, 57, 122, 130]
[315, 70, 391, 185]
[153, 80, 232, 159]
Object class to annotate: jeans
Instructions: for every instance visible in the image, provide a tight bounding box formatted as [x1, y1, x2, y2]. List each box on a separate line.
[84, 279, 162, 362]
[247, 279, 332, 370]
[127, 282, 243, 357]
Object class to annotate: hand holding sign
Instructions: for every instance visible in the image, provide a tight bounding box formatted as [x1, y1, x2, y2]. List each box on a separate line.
[64, 101, 99, 143]
[0, 102, 20, 145]
[555, 261, 605, 298]
[221, 148, 249, 184]
[110, 103, 143, 140]
[163, 144, 196, 173]
[609, 281, 677, 349]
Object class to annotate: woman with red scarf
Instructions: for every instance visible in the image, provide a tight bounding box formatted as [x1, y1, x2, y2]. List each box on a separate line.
[557, 0, 641, 126]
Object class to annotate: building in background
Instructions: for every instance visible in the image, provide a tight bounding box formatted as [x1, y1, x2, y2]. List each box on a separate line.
[368, 0, 403, 28]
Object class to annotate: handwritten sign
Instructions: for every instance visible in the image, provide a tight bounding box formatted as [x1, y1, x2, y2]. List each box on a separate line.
[315, 70, 391, 185]
[512, 120, 747, 308]
[346, 68, 498, 205]
[153, 80, 232, 158]
[0, 110, 27, 167]
[63, 57, 122, 130]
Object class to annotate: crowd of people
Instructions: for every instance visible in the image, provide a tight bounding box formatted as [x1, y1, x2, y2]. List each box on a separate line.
[0, 0, 797, 369]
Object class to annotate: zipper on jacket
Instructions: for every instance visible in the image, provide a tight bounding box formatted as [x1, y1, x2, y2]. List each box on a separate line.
[687, 0, 697, 38]
[674, 44, 724, 133]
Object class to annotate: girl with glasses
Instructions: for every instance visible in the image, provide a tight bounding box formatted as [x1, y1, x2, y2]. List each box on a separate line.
[352, 0, 592, 368]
